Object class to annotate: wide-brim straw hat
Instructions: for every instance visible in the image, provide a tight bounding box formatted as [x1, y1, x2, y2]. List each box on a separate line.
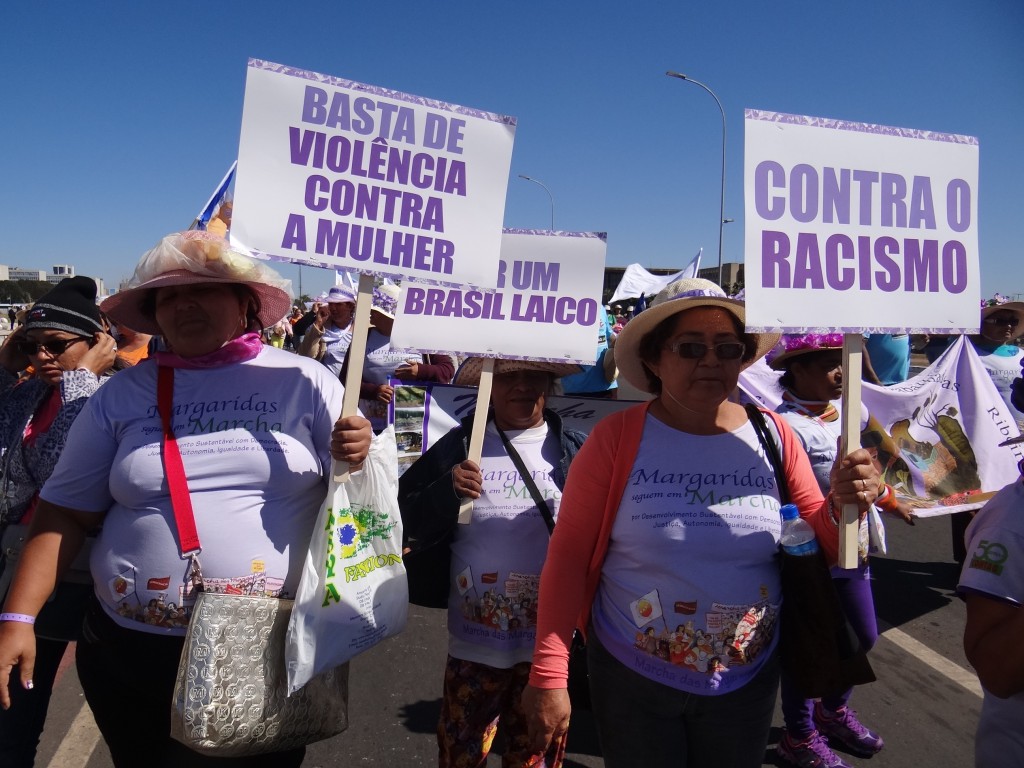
[453, 358, 582, 387]
[766, 333, 845, 370]
[100, 231, 293, 336]
[615, 277, 780, 393]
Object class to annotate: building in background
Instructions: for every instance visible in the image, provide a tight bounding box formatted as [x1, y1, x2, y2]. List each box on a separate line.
[698, 262, 743, 293]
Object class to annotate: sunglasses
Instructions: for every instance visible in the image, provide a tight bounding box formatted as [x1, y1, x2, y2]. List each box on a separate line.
[666, 341, 747, 360]
[16, 337, 88, 357]
[984, 315, 1019, 327]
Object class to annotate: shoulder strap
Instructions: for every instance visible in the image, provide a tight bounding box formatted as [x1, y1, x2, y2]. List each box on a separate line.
[157, 366, 202, 557]
[744, 403, 791, 505]
[496, 426, 555, 535]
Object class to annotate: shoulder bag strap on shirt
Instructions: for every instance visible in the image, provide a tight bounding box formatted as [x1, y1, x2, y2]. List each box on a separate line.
[496, 426, 555, 535]
[157, 365, 202, 559]
[744, 403, 791, 506]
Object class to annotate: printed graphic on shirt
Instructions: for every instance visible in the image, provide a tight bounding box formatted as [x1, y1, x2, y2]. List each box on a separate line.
[108, 563, 285, 630]
[968, 538, 1009, 576]
[457, 571, 539, 632]
[627, 587, 778, 686]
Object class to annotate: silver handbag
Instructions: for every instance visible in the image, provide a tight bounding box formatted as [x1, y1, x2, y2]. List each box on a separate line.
[170, 590, 349, 756]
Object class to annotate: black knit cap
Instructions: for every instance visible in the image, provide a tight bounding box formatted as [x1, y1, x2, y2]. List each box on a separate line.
[24, 276, 104, 337]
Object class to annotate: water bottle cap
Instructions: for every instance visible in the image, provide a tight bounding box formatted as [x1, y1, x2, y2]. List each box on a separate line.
[780, 503, 800, 521]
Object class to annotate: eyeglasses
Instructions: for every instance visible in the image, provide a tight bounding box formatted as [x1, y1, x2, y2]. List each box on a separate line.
[983, 315, 1019, 327]
[15, 337, 88, 358]
[666, 341, 747, 360]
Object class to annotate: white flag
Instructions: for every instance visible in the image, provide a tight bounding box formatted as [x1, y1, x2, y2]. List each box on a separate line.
[608, 251, 701, 304]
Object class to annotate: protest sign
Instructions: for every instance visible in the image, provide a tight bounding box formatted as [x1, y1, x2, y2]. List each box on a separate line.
[391, 229, 608, 364]
[738, 336, 1022, 517]
[743, 110, 981, 564]
[744, 111, 980, 334]
[232, 59, 515, 289]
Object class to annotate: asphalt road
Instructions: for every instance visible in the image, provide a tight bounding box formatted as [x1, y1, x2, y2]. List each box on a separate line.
[33, 510, 979, 768]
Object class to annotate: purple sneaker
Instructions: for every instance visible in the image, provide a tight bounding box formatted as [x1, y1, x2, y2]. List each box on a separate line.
[814, 701, 885, 757]
[776, 729, 853, 768]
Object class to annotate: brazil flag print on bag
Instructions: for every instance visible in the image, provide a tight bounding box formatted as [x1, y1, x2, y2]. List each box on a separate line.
[287, 426, 408, 692]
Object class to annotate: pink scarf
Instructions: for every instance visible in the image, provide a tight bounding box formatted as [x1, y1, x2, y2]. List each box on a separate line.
[152, 332, 264, 369]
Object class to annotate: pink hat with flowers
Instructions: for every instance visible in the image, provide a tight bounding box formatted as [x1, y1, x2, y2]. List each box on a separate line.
[766, 333, 845, 370]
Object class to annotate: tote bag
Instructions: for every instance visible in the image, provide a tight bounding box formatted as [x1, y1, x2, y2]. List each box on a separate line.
[286, 426, 408, 692]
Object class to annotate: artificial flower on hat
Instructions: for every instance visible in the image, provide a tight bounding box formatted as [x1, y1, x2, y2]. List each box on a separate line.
[766, 333, 846, 370]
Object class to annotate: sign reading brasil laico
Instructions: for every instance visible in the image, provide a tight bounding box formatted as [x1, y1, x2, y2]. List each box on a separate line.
[744, 111, 980, 333]
[391, 229, 608, 365]
[231, 59, 517, 289]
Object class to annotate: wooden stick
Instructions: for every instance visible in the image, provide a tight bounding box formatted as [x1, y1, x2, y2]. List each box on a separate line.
[335, 272, 376, 483]
[839, 333, 863, 569]
[457, 358, 495, 524]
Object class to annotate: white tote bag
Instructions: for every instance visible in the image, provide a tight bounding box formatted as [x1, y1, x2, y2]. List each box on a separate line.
[286, 426, 408, 693]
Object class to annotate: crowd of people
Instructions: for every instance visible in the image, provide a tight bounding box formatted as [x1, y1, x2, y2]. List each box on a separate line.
[0, 235, 1021, 768]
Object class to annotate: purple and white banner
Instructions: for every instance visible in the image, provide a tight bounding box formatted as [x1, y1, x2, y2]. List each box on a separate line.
[390, 229, 608, 364]
[392, 382, 637, 475]
[743, 111, 980, 334]
[739, 336, 1022, 516]
[232, 59, 516, 289]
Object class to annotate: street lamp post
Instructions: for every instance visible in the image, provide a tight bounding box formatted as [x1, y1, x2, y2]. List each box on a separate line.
[666, 71, 727, 288]
[518, 174, 555, 230]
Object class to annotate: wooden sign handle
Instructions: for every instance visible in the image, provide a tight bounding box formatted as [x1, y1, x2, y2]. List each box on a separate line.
[838, 333, 863, 569]
[334, 272, 376, 484]
[457, 358, 495, 524]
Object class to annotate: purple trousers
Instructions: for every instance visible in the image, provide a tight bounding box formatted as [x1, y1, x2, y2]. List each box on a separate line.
[779, 571, 878, 737]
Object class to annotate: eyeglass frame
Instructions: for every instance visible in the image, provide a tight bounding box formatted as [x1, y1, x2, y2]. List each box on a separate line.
[15, 336, 90, 358]
[664, 340, 748, 361]
[983, 314, 1020, 328]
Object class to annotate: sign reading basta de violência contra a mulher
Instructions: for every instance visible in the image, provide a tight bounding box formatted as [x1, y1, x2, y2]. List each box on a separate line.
[744, 111, 979, 334]
[231, 59, 516, 290]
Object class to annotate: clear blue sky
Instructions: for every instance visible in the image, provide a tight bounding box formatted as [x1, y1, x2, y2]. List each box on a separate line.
[1, 1, 1020, 301]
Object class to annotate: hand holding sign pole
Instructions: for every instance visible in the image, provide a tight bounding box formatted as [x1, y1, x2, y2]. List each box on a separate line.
[457, 358, 495, 524]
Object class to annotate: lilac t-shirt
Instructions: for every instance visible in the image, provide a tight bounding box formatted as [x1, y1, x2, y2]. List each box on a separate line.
[41, 348, 342, 635]
[447, 422, 560, 668]
[591, 415, 783, 695]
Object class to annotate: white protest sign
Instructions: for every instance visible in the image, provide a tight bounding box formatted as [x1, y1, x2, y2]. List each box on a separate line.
[744, 111, 980, 333]
[390, 229, 608, 364]
[232, 59, 515, 289]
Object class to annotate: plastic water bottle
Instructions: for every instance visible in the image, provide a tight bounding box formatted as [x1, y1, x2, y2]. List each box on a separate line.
[780, 503, 819, 556]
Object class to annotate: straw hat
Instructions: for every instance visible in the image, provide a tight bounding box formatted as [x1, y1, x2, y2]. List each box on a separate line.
[100, 232, 292, 336]
[981, 296, 1024, 328]
[452, 358, 582, 387]
[615, 278, 780, 393]
[766, 333, 845, 370]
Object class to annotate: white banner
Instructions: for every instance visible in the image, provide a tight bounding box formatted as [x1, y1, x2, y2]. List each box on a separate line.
[390, 229, 607, 364]
[744, 111, 980, 333]
[232, 59, 515, 289]
[607, 251, 701, 304]
[739, 336, 1022, 516]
